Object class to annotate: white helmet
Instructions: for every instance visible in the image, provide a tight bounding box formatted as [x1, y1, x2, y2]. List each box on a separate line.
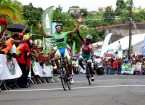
[85, 35, 92, 40]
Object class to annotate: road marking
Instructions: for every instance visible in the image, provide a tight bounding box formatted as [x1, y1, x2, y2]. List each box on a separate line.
[75, 78, 145, 83]
[5, 85, 145, 92]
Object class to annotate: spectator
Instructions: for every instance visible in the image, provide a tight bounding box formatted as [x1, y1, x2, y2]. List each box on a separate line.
[113, 58, 118, 75]
[16, 34, 31, 88]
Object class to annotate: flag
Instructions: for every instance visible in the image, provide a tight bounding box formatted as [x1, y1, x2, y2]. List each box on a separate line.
[41, 6, 54, 34]
[0, 26, 1, 32]
[29, 25, 33, 36]
[144, 36, 145, 46]
[142, 36, 145, 56]
[41, 6, 54, 53]
[72, 41, 76, 55]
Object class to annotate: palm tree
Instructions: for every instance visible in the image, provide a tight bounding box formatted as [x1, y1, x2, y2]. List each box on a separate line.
[0, 0, 24, 23]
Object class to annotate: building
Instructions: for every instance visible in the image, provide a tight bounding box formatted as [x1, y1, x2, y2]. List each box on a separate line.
[96, 22, 145, 57]
[98, 7, 107, 12]
[97, 22, 145, 44]
[68, 7, 87, 15]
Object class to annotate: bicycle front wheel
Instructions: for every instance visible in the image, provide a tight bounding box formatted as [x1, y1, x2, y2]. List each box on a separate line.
[86, 65, 91, 85]
[66, 78, 71, 90]
[60, 77, 67, 91]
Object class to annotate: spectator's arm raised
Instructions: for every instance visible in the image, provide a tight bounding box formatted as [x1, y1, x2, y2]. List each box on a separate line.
[11, 38, 30, 45]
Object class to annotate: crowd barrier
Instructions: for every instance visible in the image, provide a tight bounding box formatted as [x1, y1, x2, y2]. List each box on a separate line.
[0, 54, 54, 90]
[121, 63, 142, 75]
[33, 62, 53, 77]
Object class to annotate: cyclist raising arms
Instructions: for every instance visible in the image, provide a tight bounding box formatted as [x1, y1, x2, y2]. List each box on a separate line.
[77, 30, 94, 81]
[38, 16, 82, 84]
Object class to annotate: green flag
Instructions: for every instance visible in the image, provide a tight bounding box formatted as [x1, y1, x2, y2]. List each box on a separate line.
[41, 6, 54, 54]
[0, 26, 1, 32]
[72, 41, 76, 55]
[29, 25, 33, 37]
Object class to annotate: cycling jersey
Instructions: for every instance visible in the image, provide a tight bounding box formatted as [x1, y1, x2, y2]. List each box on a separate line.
[81, 41, 93, 54]
[51, 32, 70, 49]
[51, 32, 71, 59]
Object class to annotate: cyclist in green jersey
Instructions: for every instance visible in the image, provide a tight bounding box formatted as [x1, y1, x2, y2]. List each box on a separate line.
[38, 16, 82, 83]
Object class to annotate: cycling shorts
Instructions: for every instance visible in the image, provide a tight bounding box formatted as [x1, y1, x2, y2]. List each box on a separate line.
[55, 48, 71, 60]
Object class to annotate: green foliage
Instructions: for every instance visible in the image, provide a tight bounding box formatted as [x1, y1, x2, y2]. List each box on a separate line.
[103, 6, 115, 24]
[0, 0, 24, 23]
[22, 3, 43, 35]
[132, 9, 145, 22]
[115, 0, 126, 16]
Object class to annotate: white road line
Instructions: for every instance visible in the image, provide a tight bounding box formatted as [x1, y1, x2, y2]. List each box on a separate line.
[74, 78, 145, 83]
[5, 85, 145, 92]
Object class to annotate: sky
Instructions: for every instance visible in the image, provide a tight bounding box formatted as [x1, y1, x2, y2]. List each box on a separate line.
[17, 0, 145, 12]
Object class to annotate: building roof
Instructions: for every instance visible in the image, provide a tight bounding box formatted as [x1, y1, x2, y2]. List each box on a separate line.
[69, 7, 87, 10]
[97, 21, 145, 32]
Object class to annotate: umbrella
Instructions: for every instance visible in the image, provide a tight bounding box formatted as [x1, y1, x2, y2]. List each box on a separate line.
[104, 53, 115, 58]
[7, 24, 30, 33]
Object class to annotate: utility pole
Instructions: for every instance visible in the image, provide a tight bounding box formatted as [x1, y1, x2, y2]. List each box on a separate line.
[128, 0, 133, 57]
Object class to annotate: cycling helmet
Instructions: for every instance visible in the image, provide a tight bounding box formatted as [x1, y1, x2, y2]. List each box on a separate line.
[55, 24, 63, 29]
[85, 35, 92, 40]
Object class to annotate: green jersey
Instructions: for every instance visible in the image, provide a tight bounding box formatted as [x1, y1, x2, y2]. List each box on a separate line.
[51, 32, 70, 48]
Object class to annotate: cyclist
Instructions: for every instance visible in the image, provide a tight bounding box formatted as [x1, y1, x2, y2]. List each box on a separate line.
[38, 16, 82, 84]
[77, 30, 94, 81]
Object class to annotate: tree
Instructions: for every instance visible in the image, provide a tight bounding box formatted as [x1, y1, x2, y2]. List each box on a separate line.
[103, 6, 115, 24]
[53, 5, 63, 21]
[22, 3, 43, 36]
[80, 9, 88, 17]
[0, 0, 24, 23]
[115, 0, 126, 16]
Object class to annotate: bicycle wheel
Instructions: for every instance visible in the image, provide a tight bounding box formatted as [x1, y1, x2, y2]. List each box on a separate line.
[66, 78, 71, 90]
[60, 67, 68, 91]
[64, 66, 71, 90]
[86, 65, 91, 85]
[60, 77, 67, 91]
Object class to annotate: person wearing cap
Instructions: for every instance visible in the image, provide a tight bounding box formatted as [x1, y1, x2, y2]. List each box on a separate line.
[16, 34, 31, 88]
[38, 15, 82, 84]
[77, 30, 94, 81]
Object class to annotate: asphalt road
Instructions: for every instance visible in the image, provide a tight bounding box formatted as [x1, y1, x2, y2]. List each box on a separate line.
[1, 74, 145, 105]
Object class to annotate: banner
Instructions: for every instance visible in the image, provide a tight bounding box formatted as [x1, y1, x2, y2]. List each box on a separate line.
[41, 6, 54, 53]
[100, 33, 112, 57]
[33, 62, 53, 77]
[143, 36, 145, 56]
[0, 55, 22, 80]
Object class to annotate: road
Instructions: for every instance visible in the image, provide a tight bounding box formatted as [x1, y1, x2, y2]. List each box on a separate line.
[1, 74, 145, 105]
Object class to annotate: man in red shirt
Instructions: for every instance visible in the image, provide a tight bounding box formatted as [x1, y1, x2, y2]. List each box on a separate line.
[16, 35, 31, 88]
[113, 58, 118, 75]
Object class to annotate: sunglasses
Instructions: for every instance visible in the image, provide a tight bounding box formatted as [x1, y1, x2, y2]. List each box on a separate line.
[55, 25, 63, 29]
[86, 39, 91, 41]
